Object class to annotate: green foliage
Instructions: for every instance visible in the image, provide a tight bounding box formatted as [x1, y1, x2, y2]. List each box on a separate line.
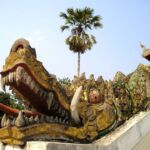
[10, 95, 25, 110]
[0, 92, 10, 114]
[60, 7, 103, 54]
[0, 92, 10, 117]
[0, 92, 10, 104]
[0, 91, 25, 117]
[58, 77, 71, 86]
[65, 32, 96, 53]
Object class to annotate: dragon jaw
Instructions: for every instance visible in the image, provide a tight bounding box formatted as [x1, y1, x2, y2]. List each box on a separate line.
[1, 65, 64, 115]
[0, 39, 71, 125]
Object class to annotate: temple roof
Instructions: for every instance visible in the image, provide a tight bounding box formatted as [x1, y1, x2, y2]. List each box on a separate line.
[140, 43, 150, 61]
[142, 49, 150, 61]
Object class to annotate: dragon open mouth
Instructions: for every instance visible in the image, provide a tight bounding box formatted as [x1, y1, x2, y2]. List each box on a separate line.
[0, 38, 73, 134]
[1, 64, 70, 126]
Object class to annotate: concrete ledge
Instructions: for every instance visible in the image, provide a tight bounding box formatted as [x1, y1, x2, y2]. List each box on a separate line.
[1, 111, 150, 150]
[94, 111, 150, 150]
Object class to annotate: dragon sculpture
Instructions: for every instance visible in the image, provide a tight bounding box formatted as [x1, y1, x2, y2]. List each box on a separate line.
[0, 39, 150, 145]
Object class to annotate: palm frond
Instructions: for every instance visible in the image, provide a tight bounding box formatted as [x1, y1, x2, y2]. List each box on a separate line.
[84, 24, 91, 30]
[91, 16, 100, 22]
[67, 8, 74, 16]
[82, 32, 89, 40]
[84, 7, 94, 16]
[60, 25, 69, 32]
[59, 12, 68, 19]
[93, 22, 103, 28]
[91, 35, 96, 44]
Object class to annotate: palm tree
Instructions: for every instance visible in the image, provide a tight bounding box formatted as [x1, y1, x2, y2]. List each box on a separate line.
[60, 7, 103, 77]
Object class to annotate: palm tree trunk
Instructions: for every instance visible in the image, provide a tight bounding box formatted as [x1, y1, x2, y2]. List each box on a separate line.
[77, 52, 80, 77]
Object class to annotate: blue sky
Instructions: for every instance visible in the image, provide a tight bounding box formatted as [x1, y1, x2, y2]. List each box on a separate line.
[0, 0, 149, 81]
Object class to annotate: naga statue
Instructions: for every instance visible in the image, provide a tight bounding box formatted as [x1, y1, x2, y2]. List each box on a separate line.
[0, 38, 149, 145]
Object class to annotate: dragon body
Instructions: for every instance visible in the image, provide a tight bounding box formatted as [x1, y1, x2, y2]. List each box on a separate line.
[0, 39, 149, 145]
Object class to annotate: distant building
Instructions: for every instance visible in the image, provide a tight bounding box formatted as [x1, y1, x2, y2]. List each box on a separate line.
[140, 43, 150, 61]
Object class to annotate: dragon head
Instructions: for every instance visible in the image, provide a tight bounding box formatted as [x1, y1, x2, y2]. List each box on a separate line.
[1, 39, 71, 115]
[0, 39, 117, 145]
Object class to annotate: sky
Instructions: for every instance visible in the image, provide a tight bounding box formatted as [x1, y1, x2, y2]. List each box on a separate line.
[0, 0, 150, 84]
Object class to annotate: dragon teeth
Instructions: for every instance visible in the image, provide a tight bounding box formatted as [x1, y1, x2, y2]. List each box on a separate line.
[46, 92, 54, 110]
[11, 72, 15, 82]
[49, 116, 53, 120]
[66, 121, 69, 125]
[1, 76, 6, 92]
[16, 66, 24, 84]
[1, 114, 13, 127]
[39, 89, 43, 97]
[45, 116, 50, 122]
[8, 72, 14, 83]
[39, 89, 47, 99]
[54, 102, 58, 110]
[15, 111, 26, 127]
[10, 72, 14, 82]
[6, 118, 11, 127]
[61, 110, 66, 117]
[43, 92, 47, 99]
[25, 117, 29, 125]
[34, 115, 40, 123]
[58, 118, 62, 123]
[3, 77, 6, 85]
[62, 119, 65, 124]
[12, 118, 16, 126]
[34, 85, 39, 93]
[55, 116, 58, 123]
[3, 72, 16, 85]
[8, 73, 11, 82]
[5, 76, 8, 84]
[30, 80, 35, 90]
[26, 76, 32, 85]
[39, 115, 45, 123]
[23, 72, 28, 81]
[1, 114, 7, 127]
[29, 116, 34, 124]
